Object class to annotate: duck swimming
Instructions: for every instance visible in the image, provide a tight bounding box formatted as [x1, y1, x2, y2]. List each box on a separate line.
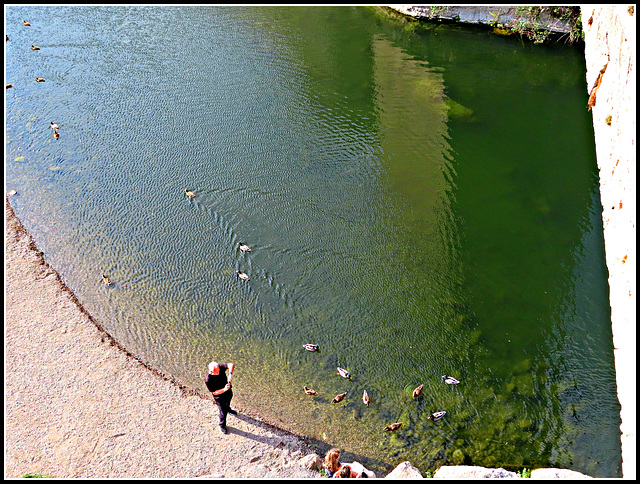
[50, 122, 59, 130]
[102, 275, 114, 286]
[337, 367, 351, 379]
[428, 411, 446, 421]
[332, 392, 347, 404]
[442, 375, 460, 385]
[6, 84, 13, 89]
[23, 20, 31, 26]
[303, 343, 319, 352]
[413, 384, 424, 398]
[362, 389, 370, 406]
[237, 242, 252, 252]
[236, 271, 250, 281]
[184, 189, 195, 198]
[53, 131, 60, 140]
[304, 386, 318, 396]
[31, 45, 40, 50]
[383, 422, 403, 432]
[35, 78, 45, 82]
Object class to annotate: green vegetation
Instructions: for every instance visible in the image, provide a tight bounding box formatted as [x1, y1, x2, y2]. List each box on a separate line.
[508, 7, 584, 44]
[21, 473, 55, 478]
[517, 467, 532, 478]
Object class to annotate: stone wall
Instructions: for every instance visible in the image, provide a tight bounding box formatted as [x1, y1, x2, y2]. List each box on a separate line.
[580, 5, 636, 480]
[386, 5, 573, 33]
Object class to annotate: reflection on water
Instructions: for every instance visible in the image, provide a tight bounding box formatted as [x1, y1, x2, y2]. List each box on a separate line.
[5, 5, 620, 477]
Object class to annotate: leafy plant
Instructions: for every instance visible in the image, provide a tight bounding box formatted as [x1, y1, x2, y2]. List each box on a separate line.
[507, 6, 583, 44]
[21, 473, 55, 478]
[428, 6, 448, 17]
[517, 467, 532, 478]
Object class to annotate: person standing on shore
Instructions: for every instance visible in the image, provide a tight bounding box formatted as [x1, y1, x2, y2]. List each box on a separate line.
[205, 361, 237, 434]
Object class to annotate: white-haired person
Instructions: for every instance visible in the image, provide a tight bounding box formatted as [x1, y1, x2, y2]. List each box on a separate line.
[205, 360, 237, 434]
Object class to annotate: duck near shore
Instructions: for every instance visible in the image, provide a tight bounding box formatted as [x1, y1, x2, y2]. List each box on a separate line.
[383, 422, 403, 432]
[428, 411, 446, 421]
[332, 392, 347, 404]
[337, 367, 351, 379]
[442, 375, 460, 385]
[236, 271, 250, 281]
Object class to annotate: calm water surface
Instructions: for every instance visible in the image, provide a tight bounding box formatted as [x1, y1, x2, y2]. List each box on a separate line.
[5, 6, 621, 477]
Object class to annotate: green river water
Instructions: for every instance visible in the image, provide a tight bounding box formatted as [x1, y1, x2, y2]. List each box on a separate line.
[5, 6, 621, 477]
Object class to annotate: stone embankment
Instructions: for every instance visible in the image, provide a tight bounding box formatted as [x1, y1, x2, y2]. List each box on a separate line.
[580, 5, 636, 480]
[386, 5, 573, 34]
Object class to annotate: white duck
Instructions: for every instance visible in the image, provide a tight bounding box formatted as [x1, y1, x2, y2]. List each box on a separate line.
[428, 411, 446, 421]
[337, 367, 351, 379]
[442, 375, 460, 385]
[236, 271, 250, 281]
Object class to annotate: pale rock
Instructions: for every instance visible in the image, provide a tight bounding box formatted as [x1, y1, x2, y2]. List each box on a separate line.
[298, 453, 322, 471]
[531, 468, 593, 479]
[385, 461, 423, 478]
[434, 465, 518, 478]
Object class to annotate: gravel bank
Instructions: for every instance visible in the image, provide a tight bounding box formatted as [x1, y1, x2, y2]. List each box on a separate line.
[4, 196, 322, 479]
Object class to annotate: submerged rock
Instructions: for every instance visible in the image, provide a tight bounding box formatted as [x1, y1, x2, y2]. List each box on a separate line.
[445, 98, 475, 120]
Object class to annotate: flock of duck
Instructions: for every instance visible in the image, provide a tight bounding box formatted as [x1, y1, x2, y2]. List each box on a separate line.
[302, 342, 461, 432]
[11, 16, 460, 436]
[103, 188, 253, 286]
[177, 190, 463, 433]
[6, 20, 61, 141]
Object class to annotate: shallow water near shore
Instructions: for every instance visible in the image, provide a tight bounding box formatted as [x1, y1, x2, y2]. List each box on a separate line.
[6, 5, 621, 477]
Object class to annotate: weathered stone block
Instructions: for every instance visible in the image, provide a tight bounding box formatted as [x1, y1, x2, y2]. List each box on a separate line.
[385, 461, 424, 478]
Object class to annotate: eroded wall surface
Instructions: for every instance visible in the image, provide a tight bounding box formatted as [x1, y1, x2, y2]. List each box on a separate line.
[581, 5, 636, 480]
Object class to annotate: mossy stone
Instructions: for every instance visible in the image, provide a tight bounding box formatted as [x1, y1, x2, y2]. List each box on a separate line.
[452, 448, 465, 464]
[445, 98, 474, 119]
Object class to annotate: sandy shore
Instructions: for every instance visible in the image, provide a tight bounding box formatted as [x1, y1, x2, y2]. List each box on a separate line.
[4, 196, 323, 479]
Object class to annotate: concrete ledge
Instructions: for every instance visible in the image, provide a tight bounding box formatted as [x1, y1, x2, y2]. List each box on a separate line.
[387, 6, 573, 33]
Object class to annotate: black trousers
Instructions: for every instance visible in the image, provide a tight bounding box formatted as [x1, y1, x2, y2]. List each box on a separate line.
[213, 389, 233, 428]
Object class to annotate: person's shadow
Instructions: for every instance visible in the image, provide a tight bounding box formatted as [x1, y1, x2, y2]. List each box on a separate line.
[228, 413, 393, 476]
